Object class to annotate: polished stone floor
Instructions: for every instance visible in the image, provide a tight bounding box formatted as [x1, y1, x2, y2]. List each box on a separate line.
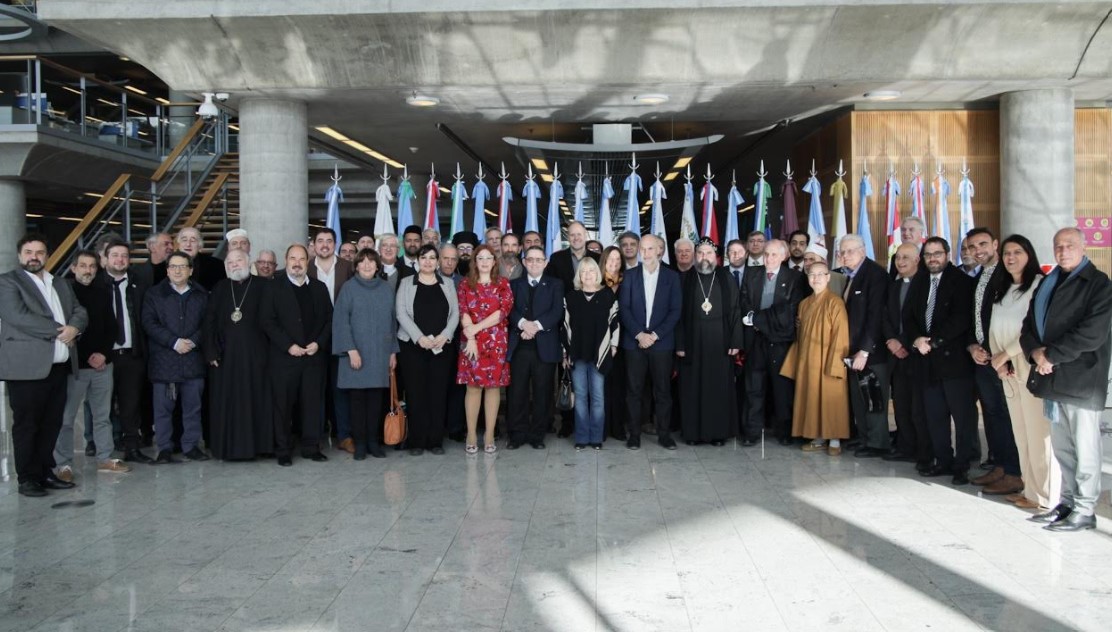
[2, 417, 1112, 632]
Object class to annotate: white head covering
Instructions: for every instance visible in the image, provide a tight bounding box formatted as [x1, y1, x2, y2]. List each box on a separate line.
[225, 228, 248, 241]
[805, 242, 828, 259]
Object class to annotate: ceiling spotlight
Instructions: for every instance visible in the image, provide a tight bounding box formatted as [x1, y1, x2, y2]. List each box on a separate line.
[633, 94, 669, 106]
[196, 93, 220, 119]
[862, 90, 901, 101]
[406, 92, 440, 107]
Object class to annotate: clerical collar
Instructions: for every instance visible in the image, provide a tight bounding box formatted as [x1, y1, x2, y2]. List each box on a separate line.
[383, 262, 397, 274]
[901, 276, 912, 283]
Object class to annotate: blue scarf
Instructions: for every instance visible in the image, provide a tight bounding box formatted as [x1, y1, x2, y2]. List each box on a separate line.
[1033, 257, 1090, 421]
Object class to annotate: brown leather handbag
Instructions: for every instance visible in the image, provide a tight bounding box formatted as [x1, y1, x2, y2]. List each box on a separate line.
[383, 368, 407, 446]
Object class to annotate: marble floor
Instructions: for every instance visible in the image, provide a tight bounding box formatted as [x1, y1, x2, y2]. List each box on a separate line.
[2, 420, 1112, 632]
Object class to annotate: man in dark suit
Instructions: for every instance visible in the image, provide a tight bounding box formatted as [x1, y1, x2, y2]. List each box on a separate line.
[131, 232, 173, 288]
[739, 239, 807, 445]
[964, 227, 1021, 493]
[260, 244, 333, 466]
[0, 234, 88, 497]
[102, 238, 155, 463]
[308, 227, 355, 453]
[1022, 227, 1112, 532]
[888, 216, 928, 278]
[545, 220, 599, 437]
[506, 246, 565, 450]
[882, 243, 931, 470]
[176, 227, 225, 291]
[618, 234, 681, 450]
[377, 233, 414, 290]
[905, 237, 978, 485]
[836, 234, 891, 457]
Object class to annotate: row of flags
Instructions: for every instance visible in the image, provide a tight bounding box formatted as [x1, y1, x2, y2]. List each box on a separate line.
[327, 160, 977, 265]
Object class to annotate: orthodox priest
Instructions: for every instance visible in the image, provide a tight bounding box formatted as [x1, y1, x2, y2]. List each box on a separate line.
[203, 249, 272, 459]
[676, 238, 742, 445]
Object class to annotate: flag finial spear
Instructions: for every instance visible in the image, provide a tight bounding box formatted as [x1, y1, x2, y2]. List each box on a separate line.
[685, 164, 693, 182]
[810, 159, 817, 178]
[731, 169, 737, 186]
[402, 163, 409, 181]
[527, 163, 535, 181]
[332, 164, 341, 184]
[835, 159, 846, 179]
[935, 159, 944, 176]
[704, 163, 714, 182]
[604, 161, 609, 178]
[961, 158, 970, 176]
[553, 162, 560, 180]
[577, 162, 584, 181]
[887, 159, 895, 177]
[477, 163, 485, 180]
[629, 152, 639, 171]
[862, 159, 868, 176]
[430, 163, 436, 179]
[911, 161, 921, 177]
[784, 159, 793, 178]
[758, 160, 767, 179]
[499, 162, 508, 181]
[655, 161, 662, 180]
[454, 162, 463, 182]
[381, 164, 389, 183]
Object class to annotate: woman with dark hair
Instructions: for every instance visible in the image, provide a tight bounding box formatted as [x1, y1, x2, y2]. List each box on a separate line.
[396, 244, 459, 455]
[988, 234, 1060, 512]
[334, 248, 398, 459]
[456, 244, 513, 454]
[600, 245, 628, 440]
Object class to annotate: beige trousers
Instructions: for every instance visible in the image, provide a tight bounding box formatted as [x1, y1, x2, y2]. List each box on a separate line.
[1001, 359, 1061, 509]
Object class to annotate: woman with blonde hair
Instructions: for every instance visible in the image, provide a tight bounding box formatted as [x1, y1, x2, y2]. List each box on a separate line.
[562, 257, 619, 450]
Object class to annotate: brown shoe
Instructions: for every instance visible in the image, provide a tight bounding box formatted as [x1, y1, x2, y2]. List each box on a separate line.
[56, 466, 74, 483]
[1004, 493, 1025, 503]
[1013, 497, 1040, 509]
[982, 474, 1024, 495]
[801, 442, 827, 452]
[97, 459, 132, 473]
[337, 437, 355, 454]
[827, 445, 843, 456]
[971, 466, 1004, 486]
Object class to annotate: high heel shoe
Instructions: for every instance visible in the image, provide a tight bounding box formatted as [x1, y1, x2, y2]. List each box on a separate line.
[465, 444, 478, 454]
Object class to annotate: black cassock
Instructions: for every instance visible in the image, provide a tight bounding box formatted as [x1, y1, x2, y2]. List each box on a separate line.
[203, 276, 273, 459]
[676, 269, 743, 442]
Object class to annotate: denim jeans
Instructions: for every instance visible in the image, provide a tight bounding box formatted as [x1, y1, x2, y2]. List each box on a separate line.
[572, 361, 605, 445]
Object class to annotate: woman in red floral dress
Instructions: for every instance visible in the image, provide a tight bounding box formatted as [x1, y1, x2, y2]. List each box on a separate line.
[457, 244, 513, 454]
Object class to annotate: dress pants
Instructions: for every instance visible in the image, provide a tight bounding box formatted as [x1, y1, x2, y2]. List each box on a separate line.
[444, 342, 466, 438]
[271, 359, 325, 457]
[7, 363, 69, 484]
[347, 388, 385, 451]
[111, 350, 146, 451]
[849, 361, 892, 450]
[891, 357, 931, 462]
[603, 349, 630, 439]
[923, 377, 978, 472]
[153, 379, 203, 454]
[973, 363, 1019, 475]
[507, 345, 556, 445]
[624, 347, 674, 440]
[327, 356, 351, 441]
[399, 341, 453, 450]
[743, 337, 794, 440]
[1049, 402, 1103, 516]
[1001, 365, 1061, 508]
[56, 367, 115, 467]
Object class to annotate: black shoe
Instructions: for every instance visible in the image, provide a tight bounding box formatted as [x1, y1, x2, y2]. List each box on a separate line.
[18, 481, 47, 497]
[409, 448, 425, 456]
[1045, 512, 1096, 532]
[123, 449, 154, 464]
[353, 447, 367, 461]
[575, 443, 586, 451]
[612, 432, 628, 441]
[919, 464, 949, 477]
[740, 437, 758, 447]
[153, 451, 178, 465]
[430, 446, 445, 455]
[183, 447, 210, 462]
[951, 470, 970, 485]
[626, 437, 641, 451]
[592, 443, 602, 450]
[41, 474, 76, 490]
[505, 441, 521, 450]
[84, 442, 96, 457]
[658, 436, 677, 450]
[302, 451, 328, 462]
[915, 460, 932, 474]
[530, 441, 546, 450]
[368, 445, 386, 458]
[843, 438, 862, 450]
[854, 447, 885, 458]
[1029, 503, 1073, 524]
[277, 455, 293, 466]
[710, 440, 725, 447]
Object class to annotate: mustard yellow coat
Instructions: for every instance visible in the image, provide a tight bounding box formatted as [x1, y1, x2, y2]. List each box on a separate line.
[780, 290, 851, 439]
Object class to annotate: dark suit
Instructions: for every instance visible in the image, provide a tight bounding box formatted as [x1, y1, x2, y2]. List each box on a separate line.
[0, 269, 87, 485]
[840, 259, 891, 450]
[739, 265, 807, 440]
[309, 256, 354, 441]
[102, 271, 151, 451]
[545, 248, 600, 296]
[904, 264, 978, 472]
[260, 275, 333, 457]
[192, 252, 226, 291]
[970, 264, 1017, 474]
[618, 263, 681, 440]
[883, 273, 931, 463]
[507, 275, 564, 444]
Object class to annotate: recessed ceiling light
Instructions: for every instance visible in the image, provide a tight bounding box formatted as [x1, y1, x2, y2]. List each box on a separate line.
[124, 85, 147, 96]
[633, 94, 669, 106]
[406, 93, 440, 107]
[863, 90, 901, 101]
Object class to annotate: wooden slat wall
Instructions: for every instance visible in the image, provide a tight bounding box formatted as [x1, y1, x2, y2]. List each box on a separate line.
[790, 114, 852, 255]
[1075, 108, 1112, 275]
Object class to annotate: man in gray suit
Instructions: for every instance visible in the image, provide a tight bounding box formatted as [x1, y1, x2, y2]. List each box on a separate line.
[0, 234, 88, 497]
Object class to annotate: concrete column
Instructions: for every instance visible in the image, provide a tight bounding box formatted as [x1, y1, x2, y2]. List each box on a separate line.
[0, 180, 26, 273]
[1000, 89, 1075, 265]
[167, 90, 193, 149]
[239, 99, 308, 258]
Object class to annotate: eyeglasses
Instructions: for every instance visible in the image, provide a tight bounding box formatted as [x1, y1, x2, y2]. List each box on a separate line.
[167, 264, 190, 270]
[922, 251, 948, 259]
[524, 257, 545, 263]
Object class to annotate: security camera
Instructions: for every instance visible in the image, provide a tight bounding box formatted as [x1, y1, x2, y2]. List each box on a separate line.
[197, 93, 219, 119]
[214, 92, 230, 102]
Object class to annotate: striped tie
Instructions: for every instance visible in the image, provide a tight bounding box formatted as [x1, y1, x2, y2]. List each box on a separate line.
[925, 276, 939, 332]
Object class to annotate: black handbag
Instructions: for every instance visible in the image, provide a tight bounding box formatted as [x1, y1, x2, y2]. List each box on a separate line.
[556, 373, 575, 411]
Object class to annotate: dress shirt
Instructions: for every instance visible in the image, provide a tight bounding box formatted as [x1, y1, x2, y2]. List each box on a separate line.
[314, 256, 337, 303]
[643, 264, 660, 330]
[24, 270, 70, 363]
[107, 272, 134, 350]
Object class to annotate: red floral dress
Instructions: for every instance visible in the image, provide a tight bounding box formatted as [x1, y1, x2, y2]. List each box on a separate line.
[456, 277, 513, 387]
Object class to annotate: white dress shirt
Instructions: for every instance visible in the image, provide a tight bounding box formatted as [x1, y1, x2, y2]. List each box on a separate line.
[24, 270, 70, 363]
[643, 264, 660, 330]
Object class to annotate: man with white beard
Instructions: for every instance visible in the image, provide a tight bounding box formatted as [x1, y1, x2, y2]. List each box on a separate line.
[203, 249, 273, 459]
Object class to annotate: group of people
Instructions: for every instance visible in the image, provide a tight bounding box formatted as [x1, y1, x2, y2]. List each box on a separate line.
[1, 218, 1108, 535]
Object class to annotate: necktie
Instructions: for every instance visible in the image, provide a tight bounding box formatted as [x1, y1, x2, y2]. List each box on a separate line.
[767, 272, 774, 281]
[926, 276, 939, 332]
[733, 270, 741, 287]
[530, 279, 538, 287]
[843, 275, 853, 300]
[113, 278, 126, 345]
